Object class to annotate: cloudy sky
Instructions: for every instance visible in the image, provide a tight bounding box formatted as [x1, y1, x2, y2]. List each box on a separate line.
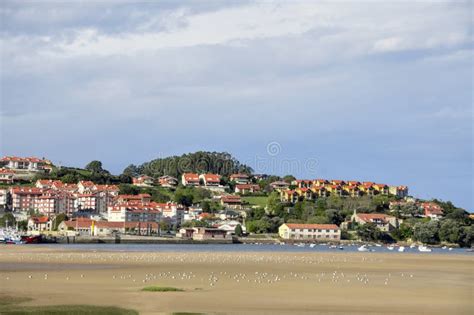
[1, 1, 472, 209]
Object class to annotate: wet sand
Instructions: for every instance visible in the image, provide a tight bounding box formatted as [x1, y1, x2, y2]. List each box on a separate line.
[0, 246, 472, 314]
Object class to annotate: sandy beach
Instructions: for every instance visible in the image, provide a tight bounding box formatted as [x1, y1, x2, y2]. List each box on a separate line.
[0, 246, 472, 315]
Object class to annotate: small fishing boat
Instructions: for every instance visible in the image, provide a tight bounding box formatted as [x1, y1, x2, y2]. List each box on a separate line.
[387, 246, 395, 251]
[358, 245, 370, 252]
[398, 246, 405, 252]
[418, 245, 432, 252]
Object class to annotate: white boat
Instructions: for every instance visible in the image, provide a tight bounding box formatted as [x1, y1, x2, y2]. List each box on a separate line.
[295, 243, 305, 248]
[442, 246, 447, 250]
[375, 244, 382, 247]
[387, 246, 395, 251]
[418, 245, 432, 252]
[309, 243, 316, 248]
[358, 245, 370, 252]
[398, 246, 405, 252]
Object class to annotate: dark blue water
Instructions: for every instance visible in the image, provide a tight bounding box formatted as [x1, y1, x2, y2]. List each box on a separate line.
[32, 243, 473, 255]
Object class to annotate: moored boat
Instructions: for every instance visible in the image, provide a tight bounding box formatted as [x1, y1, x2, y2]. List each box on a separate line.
[418, 245, 432, 252]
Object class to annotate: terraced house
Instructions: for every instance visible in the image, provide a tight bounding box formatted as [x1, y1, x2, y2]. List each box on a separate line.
[0, 156, 52, 172]
[280, 179, 408, 203]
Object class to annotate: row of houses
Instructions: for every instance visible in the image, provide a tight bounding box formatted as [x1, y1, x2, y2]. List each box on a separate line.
[0, 180, 120, 215]
[0, 156, 52, 173]
[0, 179, 188, 226]
[279, 179, 409, 203]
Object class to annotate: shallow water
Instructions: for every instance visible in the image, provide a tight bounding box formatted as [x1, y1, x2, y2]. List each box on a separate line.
[29, 243, 473, 255]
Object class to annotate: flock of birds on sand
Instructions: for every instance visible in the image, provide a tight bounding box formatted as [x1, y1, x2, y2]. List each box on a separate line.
[0, 252, 420, 290]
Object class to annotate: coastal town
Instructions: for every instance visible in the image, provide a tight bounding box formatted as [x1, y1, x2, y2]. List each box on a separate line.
[0, 154, 471, 248]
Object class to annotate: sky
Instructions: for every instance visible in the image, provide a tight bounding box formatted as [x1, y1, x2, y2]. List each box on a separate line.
[0, 1, 472, 210]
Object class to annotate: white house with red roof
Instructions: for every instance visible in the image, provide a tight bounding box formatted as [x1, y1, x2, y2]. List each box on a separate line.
[182, 173, 200, 186]
[35, 179, 55, 189]
[27, 216, 52, 232]
[0, 169, 15, 184]
[77, 180, 95, 193]
[199, 174, 221, 187]
[235, 184, 260, 194]
[278, 223, 340, 240]
[0, 156, 51, 172]
[220, 195, 243, 209]
[351, 211, 399, 232]
[230, 173, 250, 185]
[158, 175, 178, 188]
[270, 181, 290, 191]
[107, 201, 163, 223]
[420, 202, 444, 220]
[132, 175, 154, 187]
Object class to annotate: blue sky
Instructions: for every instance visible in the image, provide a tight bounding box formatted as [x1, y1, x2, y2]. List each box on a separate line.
[0, 1, 472, 210]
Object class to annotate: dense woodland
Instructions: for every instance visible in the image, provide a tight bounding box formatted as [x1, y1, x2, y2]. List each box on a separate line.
[122, 151, 253, 179]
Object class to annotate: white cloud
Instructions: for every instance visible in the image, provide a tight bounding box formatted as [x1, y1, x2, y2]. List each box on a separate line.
[2, 1, 471, 62]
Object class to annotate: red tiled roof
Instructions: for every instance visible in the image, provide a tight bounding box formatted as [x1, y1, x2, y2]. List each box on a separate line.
[347, 181, 360, 186]
[78, 180, 94, 187]
[94, 184, 119, 191]
[230, 173, 249, 179]
[202, 174, 221, 182]
[236, 184, 260, 190]
[31, 216, 49, 224]
[11, 187, 43, 195]
[183, 173, 199, 182]
[1, 156, 46, 163]
[356, 213, 393, 223]
[285, 224, 339, 230]
[0, 168, 15, 175]
[422, 202, 443, 215]
[117, 194, 151, 200]
[298, 188, 310, 192]
[221, 195, 242, 203]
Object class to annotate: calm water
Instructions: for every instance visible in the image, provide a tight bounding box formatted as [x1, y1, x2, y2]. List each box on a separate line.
[31, 243, 473, 255]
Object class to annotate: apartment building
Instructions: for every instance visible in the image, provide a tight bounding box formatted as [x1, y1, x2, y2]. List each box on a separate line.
[278, 224, 341, 241]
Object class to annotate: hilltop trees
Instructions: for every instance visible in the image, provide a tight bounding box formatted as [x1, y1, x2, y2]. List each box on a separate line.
[85, 160, 107, 174]
[123, 151, 253, 179]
